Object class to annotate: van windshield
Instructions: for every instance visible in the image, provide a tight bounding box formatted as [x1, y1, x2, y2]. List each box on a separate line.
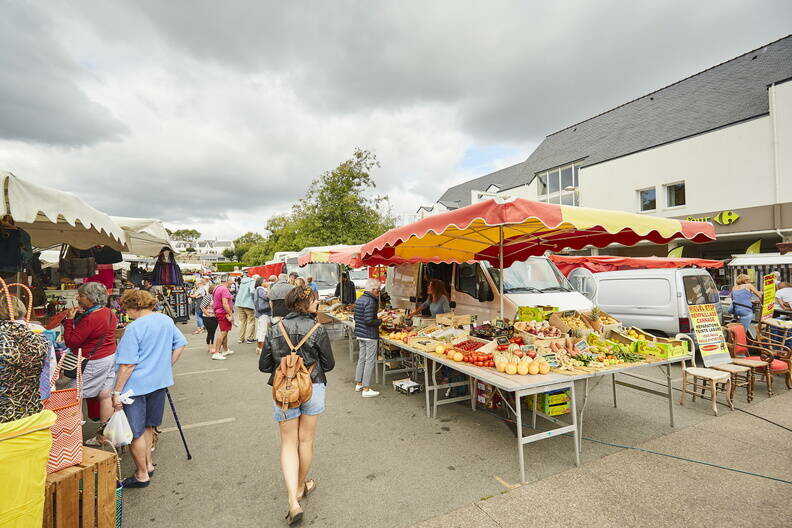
[349, 268, 368, 281]
[488, 258, 572, 294]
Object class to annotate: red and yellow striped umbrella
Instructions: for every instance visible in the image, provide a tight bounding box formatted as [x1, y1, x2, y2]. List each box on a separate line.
[361, 198, 715, 267]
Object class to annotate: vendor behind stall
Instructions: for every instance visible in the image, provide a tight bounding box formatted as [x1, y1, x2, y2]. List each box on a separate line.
[334, 272, 356, 305]
[62, 282, 118, 422]
[409, 279, 451, 317]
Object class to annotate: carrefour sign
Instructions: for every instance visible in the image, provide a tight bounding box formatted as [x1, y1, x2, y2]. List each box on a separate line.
[686, 210, 740, 225]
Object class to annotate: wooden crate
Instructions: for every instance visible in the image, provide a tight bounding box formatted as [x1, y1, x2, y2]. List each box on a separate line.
[43, 447, 117, 528]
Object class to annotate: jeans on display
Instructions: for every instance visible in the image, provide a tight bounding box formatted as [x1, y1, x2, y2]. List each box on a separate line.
[355, 338, 378, 387]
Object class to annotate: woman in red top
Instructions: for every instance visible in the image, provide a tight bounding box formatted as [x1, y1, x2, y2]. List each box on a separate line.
[63, 282, 118, 422]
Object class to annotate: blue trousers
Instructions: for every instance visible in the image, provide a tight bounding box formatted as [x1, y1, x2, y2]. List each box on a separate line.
[195, 306, 204, 329]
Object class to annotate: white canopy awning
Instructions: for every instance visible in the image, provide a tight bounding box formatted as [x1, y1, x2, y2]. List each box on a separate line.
[1, 172, 126, 250]
[111, 216, 173, 257]
[728, 253, 792, 266]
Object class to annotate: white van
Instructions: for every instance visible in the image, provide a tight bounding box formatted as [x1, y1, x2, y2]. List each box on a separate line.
[386, 257, 594, 322]
[566, 267, 722, 337]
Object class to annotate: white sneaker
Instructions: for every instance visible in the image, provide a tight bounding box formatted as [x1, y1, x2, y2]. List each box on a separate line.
[222, 350, 235, 356]
[211, 353, 227, 360]
[355, 384, 364, 392]
[361, 389, 380, 398]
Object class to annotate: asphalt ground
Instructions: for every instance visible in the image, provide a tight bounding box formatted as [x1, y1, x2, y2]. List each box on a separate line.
[110, 322, 791, 527]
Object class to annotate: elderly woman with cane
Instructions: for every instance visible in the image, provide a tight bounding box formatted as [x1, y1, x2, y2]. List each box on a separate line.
[112, 289, 187, 488]
[62, 282, 118, 422]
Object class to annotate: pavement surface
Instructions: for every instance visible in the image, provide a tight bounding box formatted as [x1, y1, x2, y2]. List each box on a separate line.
[110, 321, 792, 528]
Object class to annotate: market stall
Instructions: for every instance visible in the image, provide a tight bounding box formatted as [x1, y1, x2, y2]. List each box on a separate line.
[339, 197, 716, 482]
[549, 255, 724, 275]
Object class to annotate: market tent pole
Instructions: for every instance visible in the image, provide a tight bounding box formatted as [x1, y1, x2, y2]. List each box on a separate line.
[499, 225, 504, 319]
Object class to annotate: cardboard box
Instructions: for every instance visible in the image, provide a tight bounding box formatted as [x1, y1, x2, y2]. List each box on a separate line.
[548, 310, 594, 334]
[393, 378, 423, 394]
[437, 313, 472, 327]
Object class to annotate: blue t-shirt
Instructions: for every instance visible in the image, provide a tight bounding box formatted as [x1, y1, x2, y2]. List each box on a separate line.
[115, 312, 188, 396]
[309, 282, 319, 293]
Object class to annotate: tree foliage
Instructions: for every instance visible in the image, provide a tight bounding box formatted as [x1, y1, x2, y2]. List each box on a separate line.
[233, 232, 265, 262]
[240, 148, 394, 266]
[222, 248, 236, 260]
[170, 228, 201, 242]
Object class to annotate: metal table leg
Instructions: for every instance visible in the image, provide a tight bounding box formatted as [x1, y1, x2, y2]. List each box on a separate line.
[569, 383, 581, 467]
[576, 378, 590, 453]
[666, 363, 675, 428]
[470, 378, 476, 410]
[611, 373, 617, 408]
[348, 328, 354, 362]
[531, 392, 537, 429]
[423, 357, 431, 418]
[515, 392, 525, 483]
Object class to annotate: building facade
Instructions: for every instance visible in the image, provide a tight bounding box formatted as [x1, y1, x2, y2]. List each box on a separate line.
[429, 35, 792, 259]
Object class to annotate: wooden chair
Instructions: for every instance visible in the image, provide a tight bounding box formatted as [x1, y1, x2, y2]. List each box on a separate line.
[676, 334, 733, 416]
[724, 323, 791, 397]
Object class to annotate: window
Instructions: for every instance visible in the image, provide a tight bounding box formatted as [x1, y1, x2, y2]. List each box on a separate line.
[638, 187, 656, 211]
[665, 182, 685, 207]
[682, 275, 719, 306]
[487, 258, 571, 293]
[536, 162, 580, 205]
[455, 263, 492, 301]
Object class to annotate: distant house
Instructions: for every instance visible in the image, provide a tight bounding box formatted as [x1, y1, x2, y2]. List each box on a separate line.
[172, 239, 234, 256]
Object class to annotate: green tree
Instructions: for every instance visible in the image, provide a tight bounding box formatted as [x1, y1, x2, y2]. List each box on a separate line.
[235, 148, 394, 264]
[222, 248, 236, 260]
[233, 232, 266, 261]
[171, 228, 201, 242]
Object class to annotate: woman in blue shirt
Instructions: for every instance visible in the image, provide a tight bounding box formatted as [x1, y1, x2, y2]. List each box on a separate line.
[409, 279, 451, 318]
[730, 274, 762, 335]
[112, 289, 187, 488]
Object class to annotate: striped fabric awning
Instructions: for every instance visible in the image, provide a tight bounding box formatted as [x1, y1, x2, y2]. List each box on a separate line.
[361, 197, 716, 267]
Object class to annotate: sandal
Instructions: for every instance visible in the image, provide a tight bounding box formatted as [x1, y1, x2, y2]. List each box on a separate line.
[121, 477, 150, 488]
[285, 507, 303, 525]
[298, 480, 316, 500]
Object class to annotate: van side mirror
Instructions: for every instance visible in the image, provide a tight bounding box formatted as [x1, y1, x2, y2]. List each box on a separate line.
[449, 301, 457, 308]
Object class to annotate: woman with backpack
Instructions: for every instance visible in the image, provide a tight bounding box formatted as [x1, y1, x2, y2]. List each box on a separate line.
[259, 286, 335, 525]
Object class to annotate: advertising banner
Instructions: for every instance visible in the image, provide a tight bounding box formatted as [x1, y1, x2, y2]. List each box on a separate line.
[761, 274, 776, 319]
[688, 303, 730, 367]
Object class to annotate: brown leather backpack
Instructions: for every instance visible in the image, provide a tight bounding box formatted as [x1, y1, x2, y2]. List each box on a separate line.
[272, 320, 321, 411]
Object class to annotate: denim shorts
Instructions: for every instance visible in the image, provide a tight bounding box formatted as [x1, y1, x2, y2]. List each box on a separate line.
[273, 382, 326, 422]
[123, 388, 167, 439]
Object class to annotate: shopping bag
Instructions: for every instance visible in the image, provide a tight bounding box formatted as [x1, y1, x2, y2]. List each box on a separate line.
[0, 410, 56, 528]
[104, 411, 133, 447]
[43, 348, 83, 473]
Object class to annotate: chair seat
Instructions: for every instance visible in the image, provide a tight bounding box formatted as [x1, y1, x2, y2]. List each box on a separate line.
[744, 356, 789, 372]
[711, 363, 751, 374]
[732, 358, 767, 368]
[684, 367, 731, 381]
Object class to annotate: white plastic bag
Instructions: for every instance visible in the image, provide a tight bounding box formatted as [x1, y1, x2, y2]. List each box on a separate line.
[105, 410, 133, 447]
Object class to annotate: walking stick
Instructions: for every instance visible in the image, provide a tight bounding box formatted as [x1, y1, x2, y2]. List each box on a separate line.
[165, 388, 193, 460]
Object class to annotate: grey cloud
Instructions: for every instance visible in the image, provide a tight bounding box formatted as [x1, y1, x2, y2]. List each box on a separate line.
[0, 2, 126, 145]
[79, 0, 792, 144]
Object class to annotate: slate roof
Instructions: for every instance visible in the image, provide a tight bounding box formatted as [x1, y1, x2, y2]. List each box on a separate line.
[437, 35, 792, 208]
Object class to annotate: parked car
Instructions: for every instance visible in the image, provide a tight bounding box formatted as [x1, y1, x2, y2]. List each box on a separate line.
[567, 267, 723, 337]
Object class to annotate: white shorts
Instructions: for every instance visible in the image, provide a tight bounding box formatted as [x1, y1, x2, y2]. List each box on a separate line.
[256, 315, 270, 342]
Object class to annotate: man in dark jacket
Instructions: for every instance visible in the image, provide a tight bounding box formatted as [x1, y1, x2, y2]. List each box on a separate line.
[334, 272, 357, 305]
[353, 279, 382, 397]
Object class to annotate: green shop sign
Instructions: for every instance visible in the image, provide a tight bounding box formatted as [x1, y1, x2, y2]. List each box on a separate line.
[686, 210, 740, 225]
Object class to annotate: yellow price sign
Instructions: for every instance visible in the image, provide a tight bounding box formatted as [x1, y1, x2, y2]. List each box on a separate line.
[761, 274, 776, 320]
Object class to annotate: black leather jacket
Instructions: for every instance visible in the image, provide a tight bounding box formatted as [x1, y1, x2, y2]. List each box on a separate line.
[259, 312, 335, 386]
[353, 292, 381, 339]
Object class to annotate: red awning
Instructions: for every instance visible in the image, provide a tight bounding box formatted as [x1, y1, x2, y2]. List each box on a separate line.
[361, 198, 716, 267]
[549, 255, 724, 276]
[245, 262, 284, 278]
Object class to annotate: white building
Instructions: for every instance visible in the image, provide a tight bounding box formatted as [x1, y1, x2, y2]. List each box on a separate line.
[172, 239, 234, 256]
[431, 35, 792, 259]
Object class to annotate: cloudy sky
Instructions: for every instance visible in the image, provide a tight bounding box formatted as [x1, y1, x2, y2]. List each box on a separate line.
[2, 1, 791, 239]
